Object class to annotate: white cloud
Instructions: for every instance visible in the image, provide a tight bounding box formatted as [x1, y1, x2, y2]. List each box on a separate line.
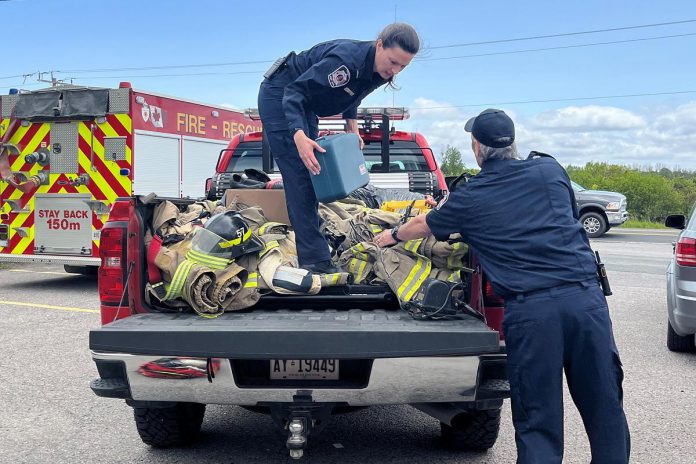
[404, 99, 696, 170]
[219, 102, 241, 110]
[529, 106, 646, 131]
[410, 97, 462, 120]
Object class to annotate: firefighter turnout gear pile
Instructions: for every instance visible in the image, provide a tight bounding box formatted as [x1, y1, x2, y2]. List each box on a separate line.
[318, 200, 468, 305]
[147, 198, 468, 318]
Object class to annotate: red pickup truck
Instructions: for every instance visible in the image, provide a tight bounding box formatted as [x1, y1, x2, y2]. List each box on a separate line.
[205, 108, 448, 201]
[88, 109, 508, 460]
[88, 193, 508, 460]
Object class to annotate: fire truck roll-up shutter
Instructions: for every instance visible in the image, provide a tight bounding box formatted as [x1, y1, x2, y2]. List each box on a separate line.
[181, 137, 229, 198]
[133, 131, 180, 198]
[34, 194, 93, 255]
[12, 89, 109, 120]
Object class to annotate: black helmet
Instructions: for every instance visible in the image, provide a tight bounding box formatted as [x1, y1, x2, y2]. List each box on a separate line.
[192, 212, 264, 258]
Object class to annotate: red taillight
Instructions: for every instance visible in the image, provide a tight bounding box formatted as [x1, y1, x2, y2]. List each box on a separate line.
[482, 281, 505, 340]
[484, 281, 505, 306]
[108, 200, 131, 222]
[676, 237, 696, 267]
[98, 226, 127, 308]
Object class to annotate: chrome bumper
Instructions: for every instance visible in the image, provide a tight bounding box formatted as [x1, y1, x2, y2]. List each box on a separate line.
[92, 351, 489, 406]
[607, 211, 629, 226]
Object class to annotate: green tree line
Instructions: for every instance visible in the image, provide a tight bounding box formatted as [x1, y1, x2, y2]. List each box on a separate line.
[439, 146, 696, 221]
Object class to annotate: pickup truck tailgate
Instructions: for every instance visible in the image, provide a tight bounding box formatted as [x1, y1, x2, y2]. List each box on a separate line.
[90, 309, 500, 358]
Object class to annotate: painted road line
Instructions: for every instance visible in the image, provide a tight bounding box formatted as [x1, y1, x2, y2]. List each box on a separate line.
[0, 300, 99, 313]
[609, 232, 678, 237]
[7, 269, 69, 275]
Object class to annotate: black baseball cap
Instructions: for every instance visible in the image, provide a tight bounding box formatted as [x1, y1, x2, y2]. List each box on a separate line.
[464, 108, 515, 148]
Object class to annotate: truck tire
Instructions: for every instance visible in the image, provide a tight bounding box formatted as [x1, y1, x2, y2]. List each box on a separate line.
[63, 265, 98, 275]
[440, 407, 501, 451]
[133, 403, 206, 447]
[580, 212, 607, 238]
[667, 320, 696, 352]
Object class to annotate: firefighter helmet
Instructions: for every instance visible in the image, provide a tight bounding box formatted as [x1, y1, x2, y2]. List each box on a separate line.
[191, 212, 264, 258]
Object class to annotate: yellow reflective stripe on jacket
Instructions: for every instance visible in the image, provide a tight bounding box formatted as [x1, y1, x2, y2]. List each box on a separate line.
[186, 249, 232, 270]
[259, 240, 279, 258]
[346, 257, 368, 283]
[448, 271, 459, 282]
[404, 239, 422, 254]
[244, 272, 258, 288]
[355, 260, 367, 283]
[324, 273, 340, 285]
[399, 257, 432, 302]
[259, 222, 286, 235]
[352, 242, 369, 260]
[163, 259, 195, 300]
[447, 242, 464, 269]
[197, 311, 223, 319]
[397, 239, 430, 302]
[370, 225, 382, 234]
[218, 228, 252, 248]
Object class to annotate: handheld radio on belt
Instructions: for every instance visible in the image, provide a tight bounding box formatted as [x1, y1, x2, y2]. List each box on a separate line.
[595, 251, 612, 296]
[263, 52, 295, 80]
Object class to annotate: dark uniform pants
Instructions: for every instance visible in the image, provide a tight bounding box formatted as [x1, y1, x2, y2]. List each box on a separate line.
[257, 78, 331, 266]
[503, 281, 630, 464]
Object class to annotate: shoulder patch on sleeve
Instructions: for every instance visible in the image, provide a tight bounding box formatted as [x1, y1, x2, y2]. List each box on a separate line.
[435, 193, 449, 210]
[328, 65, 350, 88]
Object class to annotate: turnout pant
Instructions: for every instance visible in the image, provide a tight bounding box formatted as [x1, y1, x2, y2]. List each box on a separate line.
[257, 78, 331, 266]
[503, 280, 630, 464]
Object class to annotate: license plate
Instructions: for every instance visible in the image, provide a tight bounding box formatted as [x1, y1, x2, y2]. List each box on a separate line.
[270, 359, 339, 380]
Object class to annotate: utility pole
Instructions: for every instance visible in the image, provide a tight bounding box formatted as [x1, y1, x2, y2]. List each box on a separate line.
[392, 4, 397, 108]
[36, 71, 72, 87]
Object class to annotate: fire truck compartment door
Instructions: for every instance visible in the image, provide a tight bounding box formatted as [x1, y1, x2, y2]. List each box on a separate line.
[50, 122, 80, 174]
[181, 136, 228, 198]
[133, 131, 181, 197]
[34, 194, 93, 255]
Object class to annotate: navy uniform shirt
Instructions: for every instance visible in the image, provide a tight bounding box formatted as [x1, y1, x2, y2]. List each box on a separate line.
[425, 157, 597, 297]
[282, 39, 387, 134]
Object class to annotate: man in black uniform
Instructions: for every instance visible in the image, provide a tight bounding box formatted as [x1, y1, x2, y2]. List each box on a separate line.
[374, 109, 630, 463]
[258, 23, 419, 273]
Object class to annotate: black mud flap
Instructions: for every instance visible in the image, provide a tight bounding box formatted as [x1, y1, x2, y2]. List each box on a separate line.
[90, 309, 500, 359]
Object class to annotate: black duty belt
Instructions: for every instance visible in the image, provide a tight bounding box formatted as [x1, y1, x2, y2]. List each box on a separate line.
[505, 279, 599, 303]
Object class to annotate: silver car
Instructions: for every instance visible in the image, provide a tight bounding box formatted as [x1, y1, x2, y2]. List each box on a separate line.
[665, 207, 696, 352]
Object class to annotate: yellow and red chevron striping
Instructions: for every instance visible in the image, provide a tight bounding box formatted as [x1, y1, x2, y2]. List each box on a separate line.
[6, 210, 34, 254]
[1, 115, 133, 258]
[76, 135, 129, 197]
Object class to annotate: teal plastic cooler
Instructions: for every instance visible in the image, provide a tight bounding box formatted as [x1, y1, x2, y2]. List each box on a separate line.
[311, 133, 370, 203]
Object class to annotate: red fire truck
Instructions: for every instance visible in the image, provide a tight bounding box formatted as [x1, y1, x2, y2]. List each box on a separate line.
[0, 83, 260, 272]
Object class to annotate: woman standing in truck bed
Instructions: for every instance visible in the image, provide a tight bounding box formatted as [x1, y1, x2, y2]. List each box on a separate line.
[257, 22, 419, 274]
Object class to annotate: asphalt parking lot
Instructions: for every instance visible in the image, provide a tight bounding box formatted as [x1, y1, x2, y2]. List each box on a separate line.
[1, 228, 694, 463]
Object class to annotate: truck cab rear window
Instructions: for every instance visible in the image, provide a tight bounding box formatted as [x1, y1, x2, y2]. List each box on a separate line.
[225, 143, 277, 172]
[226, 140, 429, 173]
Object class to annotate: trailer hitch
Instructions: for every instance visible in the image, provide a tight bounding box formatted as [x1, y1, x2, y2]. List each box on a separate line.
[264, 392, 336, 460]
[287, 417, 308, 459]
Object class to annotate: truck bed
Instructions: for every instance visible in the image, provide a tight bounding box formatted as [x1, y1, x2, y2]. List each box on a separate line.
[90, 308, 500, 359]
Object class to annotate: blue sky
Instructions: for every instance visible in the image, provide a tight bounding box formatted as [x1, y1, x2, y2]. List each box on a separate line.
[3, 0, 696, 169]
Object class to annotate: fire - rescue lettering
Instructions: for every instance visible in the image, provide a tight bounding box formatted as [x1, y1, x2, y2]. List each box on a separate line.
[222, 122, 261, 139]
[176, 113, 207, 135]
